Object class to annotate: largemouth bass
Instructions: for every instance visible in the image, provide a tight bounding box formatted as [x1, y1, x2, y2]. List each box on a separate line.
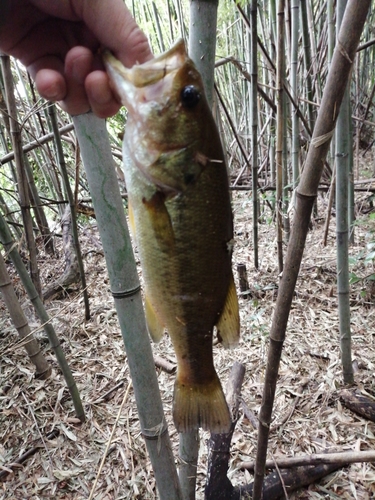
[104, 40, 240, 434]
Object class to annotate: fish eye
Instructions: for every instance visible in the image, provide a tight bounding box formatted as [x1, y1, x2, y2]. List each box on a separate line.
[180, 85, 201, 108]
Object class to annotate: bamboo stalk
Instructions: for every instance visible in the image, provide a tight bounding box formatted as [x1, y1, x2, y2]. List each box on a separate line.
[335, 0, 354, 385]
[275, 0, 285, 272]
[185, 5, 221, 495]
[291, 0, 300, 189]
[188, 0, 218, 108]
[240, 449, 375, 471]
[0, 123, 74, 166]
[300, 0, 316, 132]
[322, 164, 336, 246]
[73, 113, 183, 500]
[252, 2, 371, 498]
[179, 430, 199, 500]
[0, 211, 85, 421]
[250, 0, 259, 269]
[0, 53, 41, 297]
[0, 250, 50, 379]
[48, 103, 90, 320]
[24, 154, 55, 255]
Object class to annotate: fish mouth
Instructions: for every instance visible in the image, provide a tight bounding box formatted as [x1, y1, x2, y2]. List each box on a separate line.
[103, 39, 188, 110]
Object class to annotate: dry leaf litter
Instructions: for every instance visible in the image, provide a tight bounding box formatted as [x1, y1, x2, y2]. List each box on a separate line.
[1, 172, 375, 499]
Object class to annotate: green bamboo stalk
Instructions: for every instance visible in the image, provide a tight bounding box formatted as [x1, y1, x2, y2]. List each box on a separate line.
[335, 0, 354, 385]
[282, 84, 290, 243]
[152, 2, 166, 53]
[174, 0, 187, 41]
[300, 0, 315, 133]
[19, 72, 62, 239]
[322, 0, 337, 245]
[23, 154, 55, 255]
[291, 0, 300, 189]
[252, 1, 370, 497]
[348, 99, 355, 244]
[327, 0, 336, 183]
[166, 0, 174, 43]
[72, 113, 183, 500]
[0, 210, 85, 421]
[0, 250, 51, 379]
[276, 0, 285, 272]
[189, 0, 218, 107]
[269, 134, 276, 210]
[187, 4, 221, 495]
[284, 0, 291, 67]
[269, 0, 277, 45]
[250, 0, 259, 269]
[26, 72, 66, 218]
[301, 0, 318, 218]
[0, 123, 75, 166]
[179, 430, 199, 500]
[306, 0, 320, 100]
[48, 103, 90, 321]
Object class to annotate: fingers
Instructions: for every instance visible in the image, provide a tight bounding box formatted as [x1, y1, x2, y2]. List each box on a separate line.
[64, 46, 120, 116]
[61, 46, 92, 115]
[34, 68, 67, 102]
[77, 0, 153, 67]
[21, 0, 153, 117]
[85, 71, 121, 118]
[29, 55, 67, 101]
[30, 46, 121, 116]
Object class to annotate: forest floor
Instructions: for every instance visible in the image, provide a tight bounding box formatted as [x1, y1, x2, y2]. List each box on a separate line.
[1, 164, 375, 499]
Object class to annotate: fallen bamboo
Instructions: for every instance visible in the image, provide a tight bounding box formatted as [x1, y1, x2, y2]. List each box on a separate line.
[239, 449, 375, 471]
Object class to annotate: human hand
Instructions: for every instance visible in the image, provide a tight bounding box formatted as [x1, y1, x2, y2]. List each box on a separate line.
[0, 0, 153, 117]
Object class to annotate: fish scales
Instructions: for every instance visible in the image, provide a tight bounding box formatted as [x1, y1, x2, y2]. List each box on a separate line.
[104, 40, 240, 434]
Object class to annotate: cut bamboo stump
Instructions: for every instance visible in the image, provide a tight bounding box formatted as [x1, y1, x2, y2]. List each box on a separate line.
[236, 263, 250, 299]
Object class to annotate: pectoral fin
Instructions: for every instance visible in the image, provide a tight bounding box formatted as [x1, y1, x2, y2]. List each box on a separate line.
[145, 294, 165, 342]
[216, 273, 240, 349]
[142, 191, 175, 250]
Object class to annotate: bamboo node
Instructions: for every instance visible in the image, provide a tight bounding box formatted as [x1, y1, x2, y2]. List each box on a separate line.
[111, 284, 141, 298]
[337, 41, 353, 63]
[311, 129, 334, 148]
[142, 420, 168, 440]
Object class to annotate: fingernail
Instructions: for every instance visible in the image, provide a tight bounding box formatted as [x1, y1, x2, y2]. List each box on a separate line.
[44, 82, 61, 100]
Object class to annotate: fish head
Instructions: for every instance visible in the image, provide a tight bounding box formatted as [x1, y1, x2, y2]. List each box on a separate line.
[103, 40, 213, 193]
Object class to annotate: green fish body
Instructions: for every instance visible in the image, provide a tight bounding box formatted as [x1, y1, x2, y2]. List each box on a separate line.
[104, 40, 240, 433]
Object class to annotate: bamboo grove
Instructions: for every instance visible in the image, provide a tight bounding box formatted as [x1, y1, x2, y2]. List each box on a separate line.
[1, 0, 375, 499]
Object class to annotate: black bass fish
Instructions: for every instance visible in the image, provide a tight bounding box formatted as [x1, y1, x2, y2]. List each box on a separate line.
[104, 40, 240, 433]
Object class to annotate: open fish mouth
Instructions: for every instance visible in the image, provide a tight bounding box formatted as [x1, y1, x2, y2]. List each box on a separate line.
[103, 40, 188, 110]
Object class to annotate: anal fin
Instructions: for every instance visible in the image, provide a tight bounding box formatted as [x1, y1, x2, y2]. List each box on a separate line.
[216, 273, 240, 349]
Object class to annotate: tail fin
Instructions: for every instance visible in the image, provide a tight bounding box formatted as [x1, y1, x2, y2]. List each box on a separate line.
[173, 374, 231, 434]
